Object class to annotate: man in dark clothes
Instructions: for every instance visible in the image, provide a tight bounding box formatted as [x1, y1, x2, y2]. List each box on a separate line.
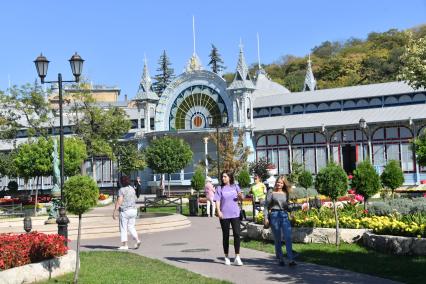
[134, 176, 142, 199]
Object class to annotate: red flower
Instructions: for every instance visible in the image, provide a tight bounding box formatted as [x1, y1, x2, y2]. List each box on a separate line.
[348, 189, 356, 194]
[348, 175, 353, 180]
[355, 194, 364, 202]
[363, 209, 369, 214]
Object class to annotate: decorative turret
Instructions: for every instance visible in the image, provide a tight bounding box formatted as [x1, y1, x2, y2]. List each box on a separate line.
[228, 43, 255, 91]
[135, 57, 159, 103]
[134, 57, 158, 132]
[303, 55, 317, 91]
[227, 42, 255, 129]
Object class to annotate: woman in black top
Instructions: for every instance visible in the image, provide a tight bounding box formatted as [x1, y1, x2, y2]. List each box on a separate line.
[264, 175, 296, 266]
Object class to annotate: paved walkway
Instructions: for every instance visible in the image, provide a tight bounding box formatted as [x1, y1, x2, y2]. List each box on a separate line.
[75, 216, 400, 284]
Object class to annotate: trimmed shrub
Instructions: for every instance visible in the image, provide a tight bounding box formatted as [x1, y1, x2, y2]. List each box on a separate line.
[190, 168, 205, 194]
[352, 161, 381, 208]
[237, 169, 251, 189]
[381, 160, 404, 197]
[368, 198, 426, 216]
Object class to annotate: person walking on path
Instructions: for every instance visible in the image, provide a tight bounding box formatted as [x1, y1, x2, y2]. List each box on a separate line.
[263, 175, 297, 266]
[113, 175, 141, 250]
[214, 170, 244, 266]
[204, 176, 216, 217]
[134, 176, 142, 199]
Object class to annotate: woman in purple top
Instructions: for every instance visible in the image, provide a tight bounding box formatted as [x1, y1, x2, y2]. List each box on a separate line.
[214, 170, 244, 266]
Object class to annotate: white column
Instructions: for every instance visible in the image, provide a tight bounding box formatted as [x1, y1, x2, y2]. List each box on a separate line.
[203, 137, 209, 177]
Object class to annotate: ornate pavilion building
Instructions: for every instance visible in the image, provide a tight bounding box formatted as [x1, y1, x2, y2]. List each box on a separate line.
[1, 43, 426, 192]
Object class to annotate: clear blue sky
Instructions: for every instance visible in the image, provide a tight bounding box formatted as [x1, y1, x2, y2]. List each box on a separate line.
[1, 0, 425, 99]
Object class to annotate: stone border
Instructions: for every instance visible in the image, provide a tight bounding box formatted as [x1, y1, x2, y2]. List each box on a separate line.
[0, 250, 76, 284]
[363, 231, 426, 256]
[247, 223, 367, 244]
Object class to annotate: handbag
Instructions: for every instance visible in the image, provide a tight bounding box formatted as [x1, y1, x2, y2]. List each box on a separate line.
[239, 209, 246, 221]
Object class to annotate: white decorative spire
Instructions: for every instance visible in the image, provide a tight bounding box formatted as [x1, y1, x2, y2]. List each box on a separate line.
[303, 54, 317, 91]
[136, 56, 159, 102]
[228, 41, 255, 90]
[140, 55, 152, 92]
[185, 16, 202, 72]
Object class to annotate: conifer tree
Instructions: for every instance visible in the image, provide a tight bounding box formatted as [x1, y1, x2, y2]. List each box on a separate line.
[208, 44, 225, 74]
[153, 50, 175, 95]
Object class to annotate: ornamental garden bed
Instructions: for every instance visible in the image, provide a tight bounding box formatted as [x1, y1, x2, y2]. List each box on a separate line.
[0, 232, 73, 283]
[97, 194, 113, 206]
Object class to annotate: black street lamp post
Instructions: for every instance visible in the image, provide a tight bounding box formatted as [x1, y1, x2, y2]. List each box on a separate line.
[34, 53, 84, 244]
[207, 114, 228, 180]
[359, 118, 367, 162]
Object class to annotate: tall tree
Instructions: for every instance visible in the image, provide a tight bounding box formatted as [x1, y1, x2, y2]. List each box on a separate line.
[114, 142, 145, 175]
[208, 44, 225, 74]
[144, 136, 192, 196]
[153, 50, 175, 95]
[208, 126, 251, 176]
[398, 32, 426, 89]
[9, 82, 54, 138]
[69, 83, 131, 181]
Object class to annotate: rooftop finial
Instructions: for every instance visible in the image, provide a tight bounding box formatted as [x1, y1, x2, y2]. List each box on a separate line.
[257, 33, 261, 69]
[303, 54, 317, 91]
[192, 15, 196, 55]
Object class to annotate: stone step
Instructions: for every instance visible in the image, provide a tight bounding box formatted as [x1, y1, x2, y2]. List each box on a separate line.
[1, 214, 191, 240]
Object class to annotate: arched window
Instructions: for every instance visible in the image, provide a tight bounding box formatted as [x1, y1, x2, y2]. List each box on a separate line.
[369, 98, 382, 107]
[306, 104, 317, 112]
[318, 103, 328, 111]
[291, 132, 327, 174]
[293, 105, 303, 114]
[399, 95, 411, 105]
[256, 134, 289, 175]
[329, 102, 341, 110]
[343, 100, 356, 109]
[413, 93, 426, 102]
[372, 126, 414, 173]
[384, 96, 398, 105]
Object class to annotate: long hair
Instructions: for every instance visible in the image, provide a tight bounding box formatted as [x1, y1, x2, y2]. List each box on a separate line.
[220, 170, 235, 186]
[274, 175, 292, 195]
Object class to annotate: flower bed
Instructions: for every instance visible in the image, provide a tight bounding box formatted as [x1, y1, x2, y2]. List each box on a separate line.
[255, 205, 426, 238]
[0, 232, 68, 270]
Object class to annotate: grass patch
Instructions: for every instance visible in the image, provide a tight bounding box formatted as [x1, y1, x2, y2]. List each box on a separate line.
[39, 251, 229, 284]
[240, 239, 425, 284]
[144, 204, 190, 215]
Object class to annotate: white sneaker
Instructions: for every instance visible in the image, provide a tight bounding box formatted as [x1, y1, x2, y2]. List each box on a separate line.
[135, 241, 141, 249]
[224, 256, 231, 265]
[234, 256, 243, 266]
[118, 246, 128, 250]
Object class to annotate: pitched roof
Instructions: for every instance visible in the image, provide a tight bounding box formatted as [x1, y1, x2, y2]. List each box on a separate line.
[254, 81, 425, 108]
[253, 104, 426, 132]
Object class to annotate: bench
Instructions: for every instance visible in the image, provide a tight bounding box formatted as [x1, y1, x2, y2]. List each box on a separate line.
[0, 203, 24, 219]
[141, 196, 183, 214]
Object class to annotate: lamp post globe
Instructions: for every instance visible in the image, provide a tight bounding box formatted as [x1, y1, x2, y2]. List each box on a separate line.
[34, 54, 50, 83]
[69, 53, 84, 82]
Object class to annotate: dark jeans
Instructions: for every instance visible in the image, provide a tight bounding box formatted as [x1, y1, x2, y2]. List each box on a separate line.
[270, 211, 293, 261]
[219, 217, 241, 255]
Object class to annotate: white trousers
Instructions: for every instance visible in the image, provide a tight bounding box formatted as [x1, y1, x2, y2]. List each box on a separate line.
[206, 199, 216, 216]
[119, 208, 139, 242]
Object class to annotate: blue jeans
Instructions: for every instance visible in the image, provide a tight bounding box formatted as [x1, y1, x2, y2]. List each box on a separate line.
[270, 211, 293, 261]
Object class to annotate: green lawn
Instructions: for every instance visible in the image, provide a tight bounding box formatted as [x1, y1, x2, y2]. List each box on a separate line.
[240, 239, 426, 284]
[39, 251, 230, 284]
[143, 204, 190, 215]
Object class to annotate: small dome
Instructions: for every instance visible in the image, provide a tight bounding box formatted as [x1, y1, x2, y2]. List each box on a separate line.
[253, 71, 290, 97]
